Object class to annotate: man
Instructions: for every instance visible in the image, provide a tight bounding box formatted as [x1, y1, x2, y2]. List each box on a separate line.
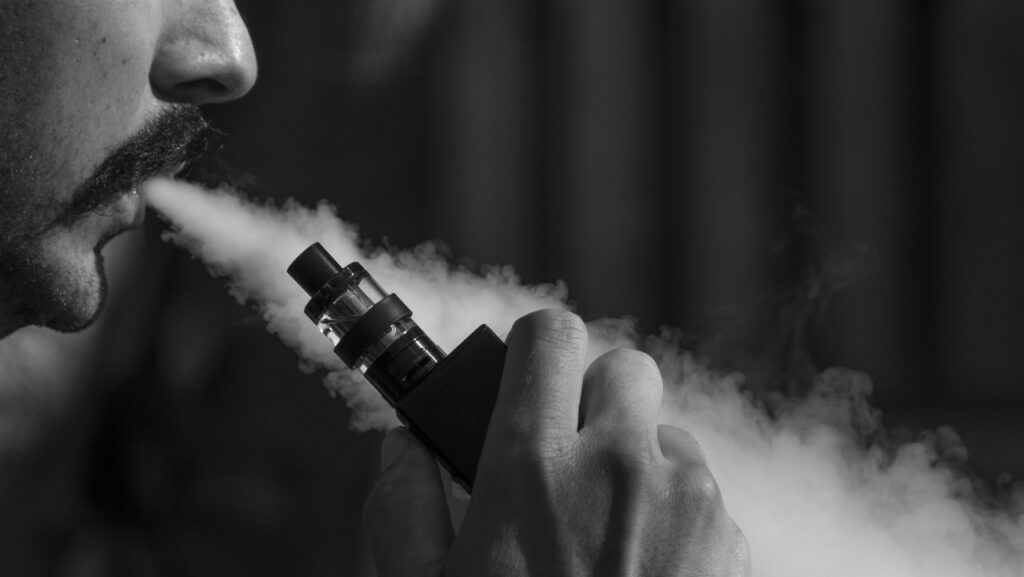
[0, 1, 749, 575]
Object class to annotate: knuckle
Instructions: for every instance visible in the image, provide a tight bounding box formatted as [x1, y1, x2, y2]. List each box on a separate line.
[622, 348, 660, 374]
[671, 464, 723, 511]
[588, 348, 663, 388]
[585, 349, 664, 412]
[659, 425, 706, 461]
[510, 309, 587, 350]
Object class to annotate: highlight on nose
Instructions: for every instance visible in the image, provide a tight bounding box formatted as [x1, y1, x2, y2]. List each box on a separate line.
[150, 1, 258, 105]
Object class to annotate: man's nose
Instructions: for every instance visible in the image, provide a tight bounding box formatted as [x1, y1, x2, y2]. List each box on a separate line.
[150, 0, 258, 105]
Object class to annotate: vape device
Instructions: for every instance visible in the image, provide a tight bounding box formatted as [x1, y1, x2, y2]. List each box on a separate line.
[288, 243, 507, 492]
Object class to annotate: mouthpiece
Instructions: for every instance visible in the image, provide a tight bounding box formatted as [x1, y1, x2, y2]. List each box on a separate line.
[287, 243, 343, 296]
[288, 243, 507, 491]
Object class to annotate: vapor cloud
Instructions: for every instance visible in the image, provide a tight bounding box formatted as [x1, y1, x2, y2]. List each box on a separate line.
[143, 177, 1024, 576]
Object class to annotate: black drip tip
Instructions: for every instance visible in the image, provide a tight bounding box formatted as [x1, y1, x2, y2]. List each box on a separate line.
[288, 243, 343, 296]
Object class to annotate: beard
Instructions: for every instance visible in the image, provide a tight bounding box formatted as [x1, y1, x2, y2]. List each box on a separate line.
[0, 104, 211, 334]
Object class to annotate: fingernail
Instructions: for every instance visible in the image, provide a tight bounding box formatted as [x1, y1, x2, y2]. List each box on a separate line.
[380, 428, 410, 472]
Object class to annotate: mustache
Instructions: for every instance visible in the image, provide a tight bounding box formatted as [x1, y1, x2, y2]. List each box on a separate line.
[54, 104, 212, 226]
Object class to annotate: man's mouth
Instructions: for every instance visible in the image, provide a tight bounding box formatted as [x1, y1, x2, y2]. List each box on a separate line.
[97, 160, 194, 235]
[133, 163, 191, 226]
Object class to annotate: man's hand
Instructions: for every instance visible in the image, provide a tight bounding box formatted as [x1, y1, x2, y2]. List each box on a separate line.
[364, 309, 751, 576]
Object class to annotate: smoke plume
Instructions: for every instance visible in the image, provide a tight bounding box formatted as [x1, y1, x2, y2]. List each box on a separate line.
[143, 178, 569, 430]
[143, 177, 1024, 576]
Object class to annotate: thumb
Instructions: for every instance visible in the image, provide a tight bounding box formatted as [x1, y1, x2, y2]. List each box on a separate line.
[364, 427, 454, 577]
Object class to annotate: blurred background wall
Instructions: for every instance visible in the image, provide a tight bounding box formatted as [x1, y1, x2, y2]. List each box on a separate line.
[5, 1, 1023, 576]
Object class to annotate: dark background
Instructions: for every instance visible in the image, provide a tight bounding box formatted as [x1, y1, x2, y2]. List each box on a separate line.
[31, 1, 1024, 575]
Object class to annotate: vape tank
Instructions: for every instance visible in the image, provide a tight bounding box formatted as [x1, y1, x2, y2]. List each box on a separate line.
[288, 243, 507, 491]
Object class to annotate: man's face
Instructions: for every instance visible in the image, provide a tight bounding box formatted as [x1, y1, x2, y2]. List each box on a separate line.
[0, 0, 257, 335]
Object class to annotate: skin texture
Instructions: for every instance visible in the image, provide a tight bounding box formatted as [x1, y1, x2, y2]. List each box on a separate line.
[365, 309, 752, 577]
[0, 0, 257, 337]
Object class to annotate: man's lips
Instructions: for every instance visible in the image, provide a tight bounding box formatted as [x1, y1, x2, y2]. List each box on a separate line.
[128, 188, 147, 229]
[97, 187, 145, 232]
[115, 164, 185, 230]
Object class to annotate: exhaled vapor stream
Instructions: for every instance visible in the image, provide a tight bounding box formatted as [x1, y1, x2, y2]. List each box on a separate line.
[143, 177, 1024, 577]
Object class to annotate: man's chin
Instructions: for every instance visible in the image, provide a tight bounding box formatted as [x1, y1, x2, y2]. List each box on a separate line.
[40, 297, 105, 334]
[3, 245, 109, 336]
[41, 252, 108, 334]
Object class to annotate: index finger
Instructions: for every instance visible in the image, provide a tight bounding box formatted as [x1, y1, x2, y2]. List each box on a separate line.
[489, 309, 588, 444]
